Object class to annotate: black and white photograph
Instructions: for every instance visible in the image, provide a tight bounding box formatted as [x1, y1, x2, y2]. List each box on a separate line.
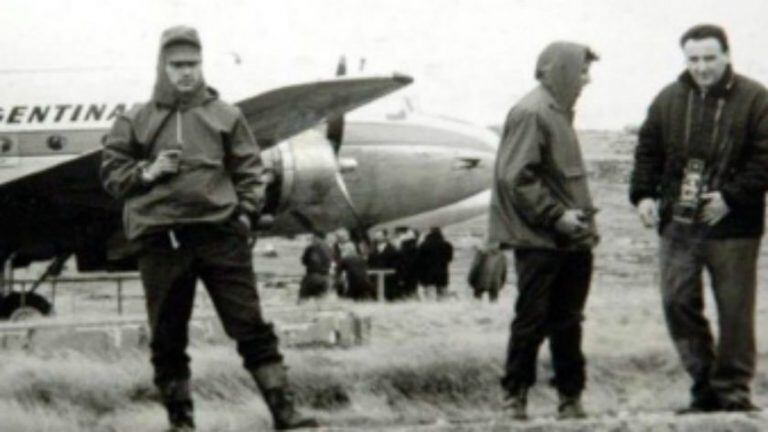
[0, 0, 767, 430]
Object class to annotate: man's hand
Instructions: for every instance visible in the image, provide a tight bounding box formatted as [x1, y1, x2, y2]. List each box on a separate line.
[141, 149, 181, 183]
[636, 198, 659, 228]
[554, 209, 589, 237]
[238, 212, 252, 231]
[701, 191, 729, 226]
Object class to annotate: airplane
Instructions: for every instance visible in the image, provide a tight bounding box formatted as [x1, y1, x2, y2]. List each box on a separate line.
[0, 66, 498, 320]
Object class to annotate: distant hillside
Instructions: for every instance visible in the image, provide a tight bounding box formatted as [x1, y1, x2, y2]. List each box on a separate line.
[488, 126, 638, 159]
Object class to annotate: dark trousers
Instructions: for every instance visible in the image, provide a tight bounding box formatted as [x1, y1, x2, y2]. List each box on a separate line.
[137, 223, 282, 388]
[502, 249, 592, 397]
[473, 287, 499, 302]
[298, 272, 330, 300]
[660, 231, 759, 405]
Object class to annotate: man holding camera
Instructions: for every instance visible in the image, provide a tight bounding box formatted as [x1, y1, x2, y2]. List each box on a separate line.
[488, 41, 599, 420]
[101, 26, 316, 431]
[630, 24, 768, 413]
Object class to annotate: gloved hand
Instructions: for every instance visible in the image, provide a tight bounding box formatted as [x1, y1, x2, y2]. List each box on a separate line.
[554, 209, 589, 237]
[237, 212, 252, 231]
[141, 149, 181, 183]
[701, 191, 729, 226]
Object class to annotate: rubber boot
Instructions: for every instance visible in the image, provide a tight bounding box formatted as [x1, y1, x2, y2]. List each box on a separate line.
[252, 363, 318, 430]
[502, 386, 528, 420]
[557, 392, 586, 420]
[159, 379, 195, 431]
[676, 380, 720, 414]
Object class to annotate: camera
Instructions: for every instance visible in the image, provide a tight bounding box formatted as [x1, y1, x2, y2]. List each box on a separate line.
[673, 158, 706, 224]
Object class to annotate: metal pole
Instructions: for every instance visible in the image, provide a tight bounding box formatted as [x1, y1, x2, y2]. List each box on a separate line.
[117, 279, 123, 315]
[51, 279, 57, 311]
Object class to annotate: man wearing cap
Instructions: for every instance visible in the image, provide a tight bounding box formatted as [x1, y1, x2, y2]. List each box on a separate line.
[630, 24, 768, 413]
[101, 26, 317, 431]
[488, 41, 599, 420]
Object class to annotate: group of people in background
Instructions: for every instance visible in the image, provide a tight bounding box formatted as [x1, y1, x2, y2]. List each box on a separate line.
[298, 226, 455, 302]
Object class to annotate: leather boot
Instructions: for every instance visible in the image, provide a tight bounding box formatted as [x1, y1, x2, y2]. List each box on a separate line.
[159, 380, 195, 431]
[252, 363, 319, 430]
[557, 392, 586, 420]
[502, 386, 528, 420]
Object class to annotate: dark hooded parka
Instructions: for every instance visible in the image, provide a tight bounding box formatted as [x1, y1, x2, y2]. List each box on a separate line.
[101, 26, 265, 241]
[488, 42, 598, 250]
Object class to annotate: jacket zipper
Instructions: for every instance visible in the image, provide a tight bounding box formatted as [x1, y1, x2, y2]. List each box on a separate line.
[176, 110, 183, 145]
[168, 110, 183, 250]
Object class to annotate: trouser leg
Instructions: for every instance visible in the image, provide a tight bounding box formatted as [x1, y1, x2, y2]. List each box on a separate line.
[489, 290, 499, 302]
[659, 234, 715, 401]
[196, 230, 283, 371]
[138, 244, 197, 388]
[299, 273, 329, 300]
[502, 249, 561, 392]
[705, 238, 760, 405]
[548, 251, 592, 397]
[384, 275, 399, 300]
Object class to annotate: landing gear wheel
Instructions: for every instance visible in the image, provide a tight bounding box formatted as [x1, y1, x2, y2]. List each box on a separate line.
[0, 292, 53, 321]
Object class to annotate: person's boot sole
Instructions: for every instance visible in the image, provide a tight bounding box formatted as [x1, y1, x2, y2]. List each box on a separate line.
[275, 418, 320, 430]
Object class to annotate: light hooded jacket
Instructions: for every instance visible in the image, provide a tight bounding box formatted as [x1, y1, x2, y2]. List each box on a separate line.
[101, 26, 265, 240]
[488, 42, 598, 250]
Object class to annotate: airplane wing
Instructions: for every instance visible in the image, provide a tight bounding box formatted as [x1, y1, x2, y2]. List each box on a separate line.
[0, 149, 113, 208]
[0, 147, 121, 269]
[237, 74, 413, 146]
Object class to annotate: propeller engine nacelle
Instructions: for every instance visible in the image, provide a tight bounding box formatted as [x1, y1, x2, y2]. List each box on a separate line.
[259, 129, 360, 235]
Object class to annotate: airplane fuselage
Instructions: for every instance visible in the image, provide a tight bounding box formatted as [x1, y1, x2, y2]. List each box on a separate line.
[0, 89, 497, 272]
[0, 101, 496, 232]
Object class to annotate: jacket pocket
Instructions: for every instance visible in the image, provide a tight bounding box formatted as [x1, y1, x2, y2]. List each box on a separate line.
[560, 165, 590, 200]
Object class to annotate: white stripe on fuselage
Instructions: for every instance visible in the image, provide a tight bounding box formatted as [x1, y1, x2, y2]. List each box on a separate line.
[375, 189, 491, 230]
[0, 103, 138, 131]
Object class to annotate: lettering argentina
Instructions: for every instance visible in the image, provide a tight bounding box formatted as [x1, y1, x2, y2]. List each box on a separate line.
[0, 103, 140, 125]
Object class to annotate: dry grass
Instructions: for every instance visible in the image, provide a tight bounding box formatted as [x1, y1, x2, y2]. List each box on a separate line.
[2, 131, 768, 430]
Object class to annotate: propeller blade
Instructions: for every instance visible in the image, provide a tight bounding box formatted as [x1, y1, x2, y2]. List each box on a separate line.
[327, 115, 344, 153]
[327, 56, 347, 153]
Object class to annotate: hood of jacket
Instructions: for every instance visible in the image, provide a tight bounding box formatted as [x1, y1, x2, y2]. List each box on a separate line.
[535, 41, 595, 111]
[152, 25, 210, 108]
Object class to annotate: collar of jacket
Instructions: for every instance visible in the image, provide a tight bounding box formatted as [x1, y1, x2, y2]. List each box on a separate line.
[154, 85, 218, 110]
[539, 85, 576, 121]
[678, 65, 736, 97]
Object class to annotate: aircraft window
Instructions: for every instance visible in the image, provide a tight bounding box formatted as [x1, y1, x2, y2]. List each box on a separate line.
[0, 136, 12, 153]
[48, 135, 67, 151]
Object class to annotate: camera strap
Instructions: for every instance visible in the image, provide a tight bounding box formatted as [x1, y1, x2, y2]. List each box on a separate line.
[682, 90, 728, 184]
[141, 108, 176, 159]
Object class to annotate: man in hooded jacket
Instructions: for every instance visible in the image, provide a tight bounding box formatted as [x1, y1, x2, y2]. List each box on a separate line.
[488, 41, 598, 420]
[101, 26, 316, 431]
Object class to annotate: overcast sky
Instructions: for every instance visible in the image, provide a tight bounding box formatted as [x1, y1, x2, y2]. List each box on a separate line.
[2, 0, 766, 129]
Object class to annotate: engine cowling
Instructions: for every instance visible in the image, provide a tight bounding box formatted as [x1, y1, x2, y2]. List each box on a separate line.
[260, 129, 359, 236]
